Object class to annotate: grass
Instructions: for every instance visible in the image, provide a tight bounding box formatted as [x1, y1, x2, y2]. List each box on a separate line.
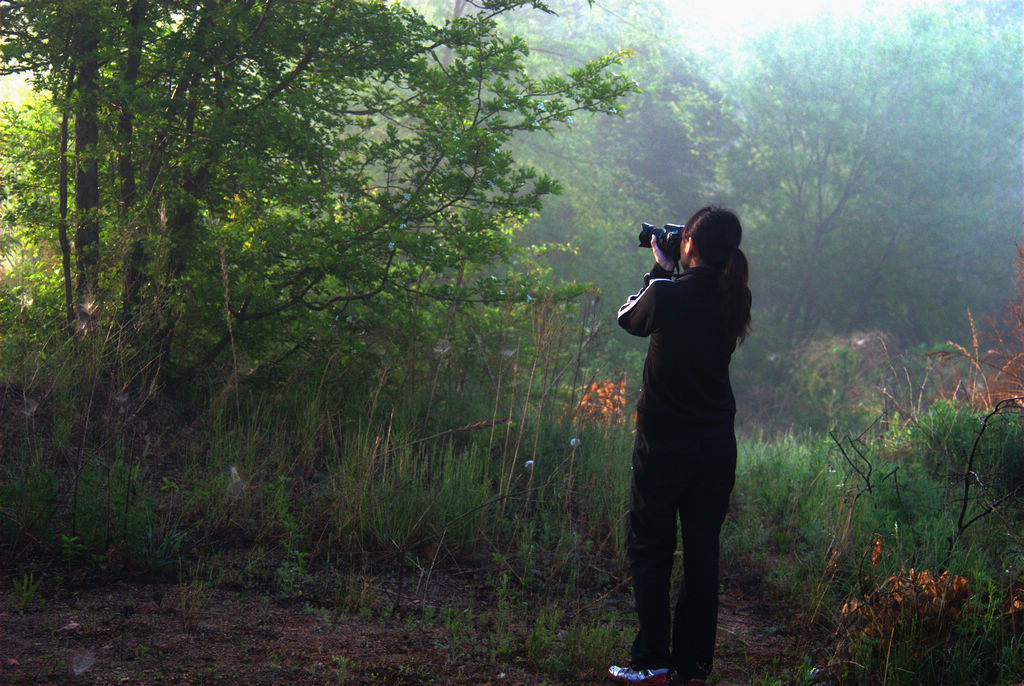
[2, 328, 1023, 684]
[727, 419, 1024, 685]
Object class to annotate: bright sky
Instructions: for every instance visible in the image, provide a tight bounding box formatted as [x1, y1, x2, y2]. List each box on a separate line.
[667, 0, 957, 52]
[0, 73, 31, 106]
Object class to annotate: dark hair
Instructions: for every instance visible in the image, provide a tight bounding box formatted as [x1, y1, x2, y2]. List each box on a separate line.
[683, 206, 752, 343]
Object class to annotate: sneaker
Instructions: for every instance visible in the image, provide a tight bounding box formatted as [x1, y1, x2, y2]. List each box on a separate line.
[607, 664, 672, 685]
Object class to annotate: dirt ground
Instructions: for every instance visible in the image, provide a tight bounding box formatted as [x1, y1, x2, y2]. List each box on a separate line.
[0, 565, 803, 685]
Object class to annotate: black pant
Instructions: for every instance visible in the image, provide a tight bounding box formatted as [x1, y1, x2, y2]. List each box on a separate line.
[627, 414, 736, 680]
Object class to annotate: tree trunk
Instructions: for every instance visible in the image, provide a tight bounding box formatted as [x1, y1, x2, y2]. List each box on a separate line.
[58, 107, 74, 335]
[72, 24, 101, 315]
[57, 24, 76, 335]
[120, 0, 146, 327]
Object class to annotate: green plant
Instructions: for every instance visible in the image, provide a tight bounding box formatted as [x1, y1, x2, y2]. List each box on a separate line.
[59, 534, 87, 565]
[491, 569, 515, 660]
[565, 619, 622, 673]
[330, 571, 378, 616]
[12, 570, 42, 611]
[42, 652, 63, 673]
[0, 454, 57, 549]
[276, 549, 310, 597]
[332, 655, 350, 683]
[526, 603, 563, 666]
[444, 607, 473, 662]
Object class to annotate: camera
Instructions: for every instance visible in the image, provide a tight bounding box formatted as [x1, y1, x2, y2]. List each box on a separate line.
[638, 222, 685, 260]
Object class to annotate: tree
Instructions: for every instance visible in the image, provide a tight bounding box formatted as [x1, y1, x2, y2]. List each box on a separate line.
[0, 0, 635, 388]
[717, 4, 1022, 349]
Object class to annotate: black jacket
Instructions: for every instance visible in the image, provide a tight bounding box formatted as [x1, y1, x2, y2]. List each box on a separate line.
[617, 265, 736, 430]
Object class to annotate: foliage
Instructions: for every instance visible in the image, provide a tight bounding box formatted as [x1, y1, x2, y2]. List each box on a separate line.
[891, 398, 1024, 497]
[0, 0, 635, 390]
[716, 4, 1021, 349]
[739, 331, 893, 431]
[5, 328, 1024, 683]
[729, 405, 1024, 685]
[407, 0, 1023, 433]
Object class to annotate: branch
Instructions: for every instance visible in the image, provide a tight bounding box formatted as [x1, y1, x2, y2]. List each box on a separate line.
[830, 431, 873, 495]
[245, 45, 319, 111]
[947, 397, 1024, 557]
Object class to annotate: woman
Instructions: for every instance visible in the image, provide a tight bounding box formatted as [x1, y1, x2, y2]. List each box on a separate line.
[609, 206, 752, 686]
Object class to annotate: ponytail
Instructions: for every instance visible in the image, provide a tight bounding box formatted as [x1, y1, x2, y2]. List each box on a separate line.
[720, 247, 752, 344]
[683, 205, 752, 344]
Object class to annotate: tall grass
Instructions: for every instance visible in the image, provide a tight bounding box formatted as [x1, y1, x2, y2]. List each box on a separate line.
[147, 377, 634, 576]
[0, 324, 178, 572]
[727, 411, 1024, 685]
[3, 312, 1023, 684]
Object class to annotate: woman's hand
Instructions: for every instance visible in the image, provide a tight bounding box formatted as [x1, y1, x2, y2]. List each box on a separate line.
[651, 236, 675, 271]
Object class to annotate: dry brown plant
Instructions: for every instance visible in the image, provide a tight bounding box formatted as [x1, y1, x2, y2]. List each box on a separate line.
[841, 568, 970, 644]
[928, 310, 1024, 410]
[927, 242, 1024, 410]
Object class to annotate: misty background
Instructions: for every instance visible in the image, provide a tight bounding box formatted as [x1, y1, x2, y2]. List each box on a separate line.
[416, 0, 1023, 429]
[1, 0, 1021, 433]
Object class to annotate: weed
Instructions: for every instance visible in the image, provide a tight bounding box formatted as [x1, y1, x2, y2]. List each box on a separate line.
[305, 604, 335, 629]
[491, 569, 514, 659]
[330, 571, 377, 615]
[445, 606, 473, 662]
[276, 549, 309, 597]
[565, 618, 621, 673]
[59, 534, 87, 565]
[6, 284, 1024, 686]
[332, 655, 350, 683]
[526, 603, 563, 667]
[0, 454, 57, 548]
[12, 570, 42, 611]
[43, 652, 63, 674]
[178, 581, 206, 634]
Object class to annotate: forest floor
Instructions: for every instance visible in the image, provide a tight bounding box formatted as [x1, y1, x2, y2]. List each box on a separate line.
[0, 379, 811, 684]
[0, 559, 807, 685]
